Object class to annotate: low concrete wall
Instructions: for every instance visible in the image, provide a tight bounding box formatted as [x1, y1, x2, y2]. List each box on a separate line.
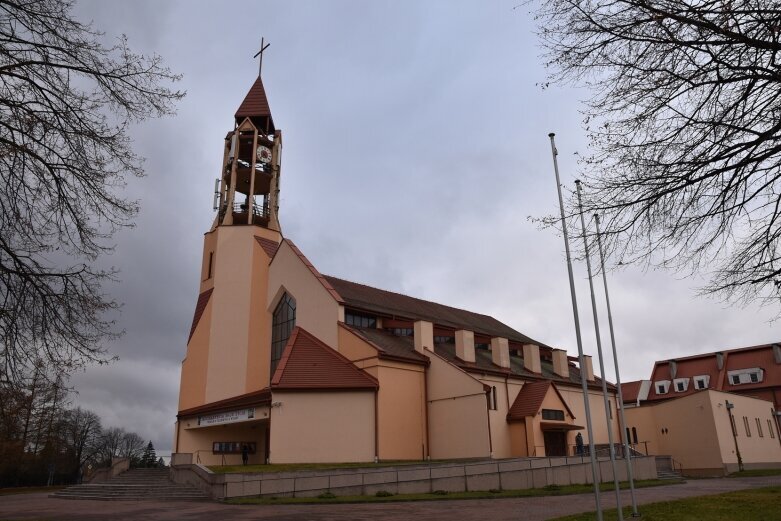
[171, 456, 657, 499]
[86, 457, 129, 483]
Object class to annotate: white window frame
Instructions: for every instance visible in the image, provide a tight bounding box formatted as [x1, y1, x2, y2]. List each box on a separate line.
[694, 375, 710, 389]
[673, 378, 689, 392]
[655, 380, 671, 395]
[727, 368, 764, 385]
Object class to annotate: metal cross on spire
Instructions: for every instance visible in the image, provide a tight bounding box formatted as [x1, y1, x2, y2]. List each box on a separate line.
[254, 37, 271, 77]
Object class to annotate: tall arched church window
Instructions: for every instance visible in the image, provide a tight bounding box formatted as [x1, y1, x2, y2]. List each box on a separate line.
[271, 293, 296, 377]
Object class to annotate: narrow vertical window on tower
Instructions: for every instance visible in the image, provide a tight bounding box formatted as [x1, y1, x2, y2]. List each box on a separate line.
[271, 293, 296, 377]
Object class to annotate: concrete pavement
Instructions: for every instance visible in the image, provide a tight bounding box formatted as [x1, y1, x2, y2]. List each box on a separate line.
[0, 476, 779, 520]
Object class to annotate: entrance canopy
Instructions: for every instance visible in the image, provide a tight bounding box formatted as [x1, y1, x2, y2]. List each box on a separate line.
[540, 422, 584, 431]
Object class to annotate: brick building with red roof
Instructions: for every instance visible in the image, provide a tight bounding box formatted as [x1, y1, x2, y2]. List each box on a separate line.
[174, 73, 622, 466]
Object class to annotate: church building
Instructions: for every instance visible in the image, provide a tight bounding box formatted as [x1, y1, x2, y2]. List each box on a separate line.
[174, 73, 621, 466]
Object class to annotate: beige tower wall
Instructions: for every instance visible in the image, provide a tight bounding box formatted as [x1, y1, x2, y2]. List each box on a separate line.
[244, 230, 278, 391]
[202, 227, 279, 403]
[427, 353, 490, 459]
[178, 299, 213, 411]
[268, 241, 342, 350]
[269, 391, 375, 463]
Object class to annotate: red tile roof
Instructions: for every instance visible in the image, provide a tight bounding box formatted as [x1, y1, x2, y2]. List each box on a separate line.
[271, 327, 378, 391]
[645, 342, 781, 404]
[255, 236, 280, 258]
[322, 275, 548, 347]
[621, 380, 643, 403]
[177, 387, 271, 418]
[507, 380, 575, 422]
[235, 76, 273, 121]
[187, 288, 213, 343]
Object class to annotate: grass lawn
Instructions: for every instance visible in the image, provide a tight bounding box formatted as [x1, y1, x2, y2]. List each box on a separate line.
[209, 459, 473, 474]
[549, 486, 781, 521]
[226, 479, 681, 505]
[727, 468, 781, 478]
[0, 485, 66, 496]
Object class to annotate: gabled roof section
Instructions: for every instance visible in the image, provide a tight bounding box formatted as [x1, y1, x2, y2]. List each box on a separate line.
[188, 288, 213, 343]
[255, 236, 280, 259]
[621, 380, 643, 403]
[235, 76, 273, 121]
[276, 240, 344, 303]
[177, 387, 271, 418]
[339, 324, 429, 365]
[271, 327, 378, 391]
[506, 380, 575, 422]
[323, 275, 547, 346]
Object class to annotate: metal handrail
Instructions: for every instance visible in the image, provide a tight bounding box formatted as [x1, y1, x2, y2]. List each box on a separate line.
[232, 201, 269, 218]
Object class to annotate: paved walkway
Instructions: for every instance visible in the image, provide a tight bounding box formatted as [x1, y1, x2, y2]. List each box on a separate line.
[1, 476, 779, 521]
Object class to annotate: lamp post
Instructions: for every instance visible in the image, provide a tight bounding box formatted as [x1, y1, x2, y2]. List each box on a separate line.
[725, 400, 744, 472]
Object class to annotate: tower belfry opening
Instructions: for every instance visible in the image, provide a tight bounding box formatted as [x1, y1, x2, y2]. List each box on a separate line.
[214, 73, 281, 231]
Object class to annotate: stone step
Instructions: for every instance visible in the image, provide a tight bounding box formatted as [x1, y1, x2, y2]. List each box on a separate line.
[50, 468, 209, 501]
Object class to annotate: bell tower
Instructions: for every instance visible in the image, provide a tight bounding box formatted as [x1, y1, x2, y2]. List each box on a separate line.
[214, 76, 282, 232]
[178, 67, 285, 414]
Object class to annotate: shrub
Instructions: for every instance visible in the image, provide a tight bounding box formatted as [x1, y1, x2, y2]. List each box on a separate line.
[317, 492, 336, 499]
[432, 490, 448, 495]
[375, 490, 394, 497]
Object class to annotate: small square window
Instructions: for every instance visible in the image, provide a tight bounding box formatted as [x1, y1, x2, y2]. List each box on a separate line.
[658, 385, 665, 394]
[732, 375, 740, 385]
[750, 372, 759, 383]
[676, 382, 685, 392]
[696, 379, 705, 389]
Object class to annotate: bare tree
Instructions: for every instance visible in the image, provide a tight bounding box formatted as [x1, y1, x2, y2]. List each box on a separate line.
[534, 0, 781, 310]
[0, 0, 184, 382]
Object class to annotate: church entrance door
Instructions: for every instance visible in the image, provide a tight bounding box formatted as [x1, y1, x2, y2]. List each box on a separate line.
[543, 431, 567, 457]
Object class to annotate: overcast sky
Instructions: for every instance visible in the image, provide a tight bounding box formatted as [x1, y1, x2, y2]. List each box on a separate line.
[68, 0, 778, 455]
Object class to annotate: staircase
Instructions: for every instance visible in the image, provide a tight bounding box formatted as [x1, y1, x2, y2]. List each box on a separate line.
[50, 468, 210, 501]
[655, 455, 684, 480]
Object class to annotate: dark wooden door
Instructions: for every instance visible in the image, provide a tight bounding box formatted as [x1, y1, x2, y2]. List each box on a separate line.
[543, 431, 567, 457]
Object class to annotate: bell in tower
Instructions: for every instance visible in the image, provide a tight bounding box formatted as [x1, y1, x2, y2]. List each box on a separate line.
[213, 74, 282, 232]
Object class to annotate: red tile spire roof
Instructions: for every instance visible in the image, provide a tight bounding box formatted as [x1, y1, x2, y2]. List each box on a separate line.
[235, 76, 274, 125]
[271, 327, 378, 391]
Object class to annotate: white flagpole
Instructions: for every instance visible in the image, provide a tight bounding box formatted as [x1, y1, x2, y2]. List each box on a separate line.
[547, 133, 603, 521]
[576, 180, 624, 521]
[595, 213, 640, 517]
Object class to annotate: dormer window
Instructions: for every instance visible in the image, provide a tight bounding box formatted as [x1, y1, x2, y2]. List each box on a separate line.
[655, 380, 671, 395]
[727, 368, 764, 385]
[345, 310, 377, 329]
[694, 375, 710, 389]
[673, 378, 689, 392]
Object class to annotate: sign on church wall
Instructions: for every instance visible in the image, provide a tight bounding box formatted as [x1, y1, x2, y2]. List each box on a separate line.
[198, 407, 255, 427]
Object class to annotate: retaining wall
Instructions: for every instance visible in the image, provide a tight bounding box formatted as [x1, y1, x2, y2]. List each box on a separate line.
[170, 454, 657, 499]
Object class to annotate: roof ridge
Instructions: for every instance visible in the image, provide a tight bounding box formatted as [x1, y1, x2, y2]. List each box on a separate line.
[655, 341, 781, 363]
[323, 274, 509, 324]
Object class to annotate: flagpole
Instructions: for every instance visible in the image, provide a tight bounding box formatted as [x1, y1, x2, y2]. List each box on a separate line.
[576, 180, 624, 521]
[547, 133, 603, 521]
[595, 213, 640, 517]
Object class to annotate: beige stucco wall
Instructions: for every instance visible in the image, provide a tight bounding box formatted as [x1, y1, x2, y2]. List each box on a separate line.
[508, 422, 528, 457]
[708, 391, 781, 469]
[427, 353, 490, 459]
[557, 386, 620, 445]
[269, 391, 375, 463]
[337, 326, 427, 460]
[178, 298, 212, 411]
[479, 375, 513, 458]
[176, 417, 268, 466]
[268, 241, 341, 350]
[244, 230, 277, 391]
[204, 227, 267, 403]
[625, 390, 781, 474]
